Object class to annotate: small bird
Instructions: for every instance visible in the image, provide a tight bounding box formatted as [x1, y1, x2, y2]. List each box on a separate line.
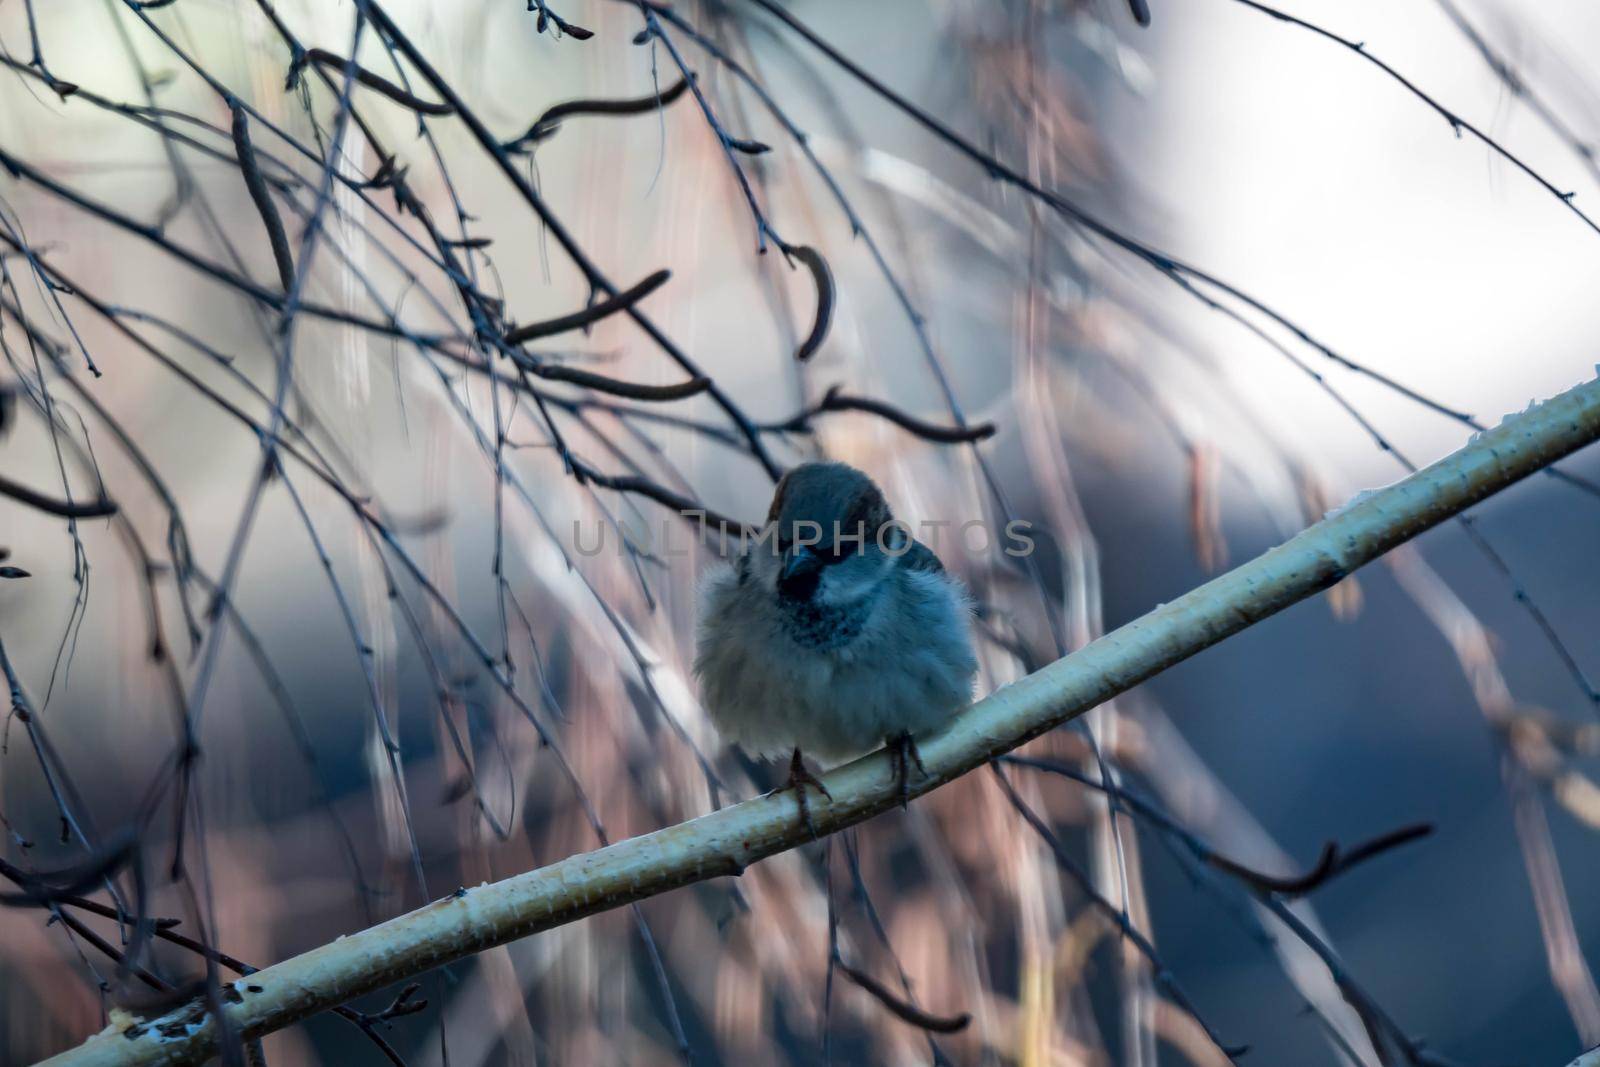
[695, 462, 978, 827]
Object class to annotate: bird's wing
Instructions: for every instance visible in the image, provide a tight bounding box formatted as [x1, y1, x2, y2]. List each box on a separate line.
[897, 537, 946, 575]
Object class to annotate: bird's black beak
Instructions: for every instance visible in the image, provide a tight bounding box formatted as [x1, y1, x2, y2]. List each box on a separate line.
[778, 544, 823, 601]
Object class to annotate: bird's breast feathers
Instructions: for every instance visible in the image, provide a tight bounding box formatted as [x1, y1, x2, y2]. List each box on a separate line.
[694, 551, 978, 762]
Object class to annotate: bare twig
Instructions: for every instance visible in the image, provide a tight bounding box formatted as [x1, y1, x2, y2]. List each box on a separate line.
[0, 472, 116, 518]
[505, 76, 693, 150]
[833, 959, 971, 1034]
[294, 48, 454, 115]
[228, 104, 296, 293]
[503, 269, 671, 343]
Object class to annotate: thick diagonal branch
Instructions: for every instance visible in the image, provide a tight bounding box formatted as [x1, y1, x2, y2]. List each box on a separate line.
[39, 373, 1600, 1067]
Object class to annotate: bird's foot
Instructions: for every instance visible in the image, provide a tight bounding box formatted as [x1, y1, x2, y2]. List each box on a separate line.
[776, 747, 832, 838]
[887, 732, 926, 809]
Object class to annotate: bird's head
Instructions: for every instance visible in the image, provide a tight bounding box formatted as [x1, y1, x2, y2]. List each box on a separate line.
[755, 462, 903, 608]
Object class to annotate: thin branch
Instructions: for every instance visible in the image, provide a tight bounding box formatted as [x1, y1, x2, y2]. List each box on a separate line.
[505, 76, 693, 150]
[228, 103, 296, 293]
[1229, 0, 1600, 240]
[1001, 756, 1433, 898]
[764, 385, 996, 443]
[528, 363, 710, 402]
[785, 244, 834, 361]
[833, 959, 971, 1034]
[1430, 0, 1600, 191]
[294, 48, 454, 115]
[0, 472, 116, 518]
[989, 765, 1245, 1060]
[502, 269, 671, 344]
[359, 0, 784, 479]
[732, 0, 1517, 438]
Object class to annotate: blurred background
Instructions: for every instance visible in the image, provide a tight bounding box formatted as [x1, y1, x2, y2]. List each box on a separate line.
[1, 1, 1598, 1064]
